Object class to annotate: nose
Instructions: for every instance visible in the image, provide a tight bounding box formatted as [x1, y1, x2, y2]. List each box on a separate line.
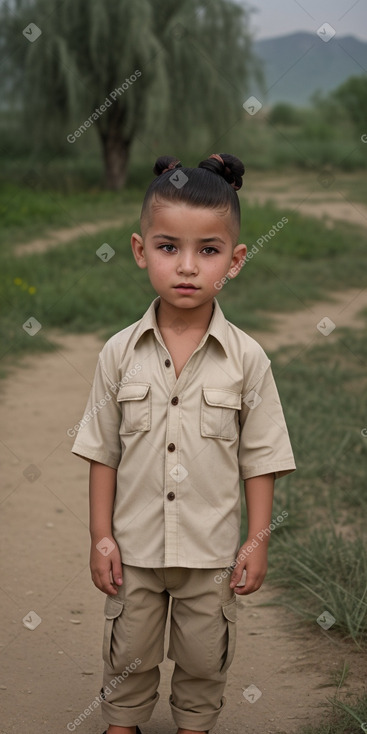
[177, 251, 198, 275]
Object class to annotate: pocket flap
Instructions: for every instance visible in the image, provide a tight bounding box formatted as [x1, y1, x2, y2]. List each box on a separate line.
[117, 383, 150, 401]
[104, 596, 124, 620]
[222, 598, 237, 623]
[203, 388, 241, 410]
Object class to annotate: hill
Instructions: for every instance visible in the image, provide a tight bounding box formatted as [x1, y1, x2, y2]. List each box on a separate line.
[253, 31, 367, 106]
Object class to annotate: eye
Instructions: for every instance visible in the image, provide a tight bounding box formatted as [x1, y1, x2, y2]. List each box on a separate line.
[158, 244, 176, 253]
[202, 246, 219, 255]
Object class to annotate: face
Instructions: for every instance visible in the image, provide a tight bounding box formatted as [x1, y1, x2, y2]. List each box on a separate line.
[131, 202, 247, 312]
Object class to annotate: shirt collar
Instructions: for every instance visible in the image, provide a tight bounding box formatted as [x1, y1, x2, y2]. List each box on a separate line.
[131, 296, 229, 357]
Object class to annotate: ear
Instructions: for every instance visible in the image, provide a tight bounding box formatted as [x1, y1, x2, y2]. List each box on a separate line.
[226, 244, 247, 281]
[131, 232, 147, 269]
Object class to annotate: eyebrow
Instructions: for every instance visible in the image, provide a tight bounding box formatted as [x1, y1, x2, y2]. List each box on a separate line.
[151, 234, 226, 244]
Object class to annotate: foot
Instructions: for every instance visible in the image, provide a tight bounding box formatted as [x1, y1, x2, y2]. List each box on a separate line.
[105, 727, 138, 734]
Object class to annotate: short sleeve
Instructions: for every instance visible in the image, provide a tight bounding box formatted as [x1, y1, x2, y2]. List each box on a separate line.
[71, 355, 122, 469]
[238, 363, 296, 481]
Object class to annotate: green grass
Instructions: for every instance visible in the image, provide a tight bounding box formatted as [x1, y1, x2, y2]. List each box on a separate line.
[213, 112, 367, 172]
[239, 320, 367, 644]
[0, 182, 142, 246]
[1, 184, 367, 371]
[297, 692, 367, 734]
[271, 327, 367, 515]
[267, 525, 367, 644]
[257, 324, 367, 645]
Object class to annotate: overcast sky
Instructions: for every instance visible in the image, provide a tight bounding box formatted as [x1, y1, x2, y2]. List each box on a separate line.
[246, 0, 367, 41]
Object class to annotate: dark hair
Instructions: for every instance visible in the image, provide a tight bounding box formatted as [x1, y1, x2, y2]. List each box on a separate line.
[140, 153, 245, 237]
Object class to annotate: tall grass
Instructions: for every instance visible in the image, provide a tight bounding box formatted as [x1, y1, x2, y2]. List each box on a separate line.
[262, 324, 367, 645]
[268, 525, 367, 644]
[299, 692, 367, 733]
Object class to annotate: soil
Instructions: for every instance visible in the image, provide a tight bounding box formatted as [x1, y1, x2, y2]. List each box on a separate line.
[1, 178, 366, 734]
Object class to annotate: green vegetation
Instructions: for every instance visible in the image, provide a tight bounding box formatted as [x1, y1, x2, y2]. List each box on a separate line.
[240, 325, 367, 646]
[299, 692, 367, 733]
[1, 73, 366, 195]
[0, 182, 142, 244]
[332, 75, 367, 132]
[268, 524, 367, 643]
[267, 324, 367, 643]
[2, 185, 366, 366]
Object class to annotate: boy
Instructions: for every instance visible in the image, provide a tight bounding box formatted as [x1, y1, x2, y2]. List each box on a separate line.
[71, 153, 296, 734]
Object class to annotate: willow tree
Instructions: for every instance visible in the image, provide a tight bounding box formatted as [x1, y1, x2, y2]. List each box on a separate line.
[1, 0, 258, 189]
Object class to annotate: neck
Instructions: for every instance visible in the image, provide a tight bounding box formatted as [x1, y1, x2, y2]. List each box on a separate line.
[155, 297, 215, 332]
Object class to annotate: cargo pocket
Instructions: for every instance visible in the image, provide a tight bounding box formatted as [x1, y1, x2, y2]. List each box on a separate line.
[220, 597, 237, 673]
[201, 388, 241, 440]
[102, 596, 124, 669]
[117, 383, 151, 434]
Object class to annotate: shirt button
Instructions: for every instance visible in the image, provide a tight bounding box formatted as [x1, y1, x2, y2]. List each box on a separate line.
[165, 359, 171, 367]
[167, 491, 175, 501]
[167, 443, 176, 452]
[171, 396, 179, 405]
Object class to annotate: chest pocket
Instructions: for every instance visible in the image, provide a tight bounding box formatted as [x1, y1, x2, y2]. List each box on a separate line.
[201, 388, 241, 440]
[117, 383, 151, 434]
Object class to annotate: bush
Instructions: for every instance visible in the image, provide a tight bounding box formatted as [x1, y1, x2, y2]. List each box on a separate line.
[268, 102, 301, 126]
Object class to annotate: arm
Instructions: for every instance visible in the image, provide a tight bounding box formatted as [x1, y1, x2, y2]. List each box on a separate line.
[230, 472, 274, 595]
[89, 460, 123, 595]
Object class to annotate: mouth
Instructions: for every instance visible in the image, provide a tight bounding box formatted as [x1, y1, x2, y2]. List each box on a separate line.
[174, 283, 199, 291]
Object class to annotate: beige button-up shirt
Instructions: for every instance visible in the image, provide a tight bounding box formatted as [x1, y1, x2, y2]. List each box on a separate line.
[71, 296, 296, 568]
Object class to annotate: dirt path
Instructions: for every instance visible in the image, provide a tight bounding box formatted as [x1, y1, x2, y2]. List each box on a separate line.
[14, 210, 140, 257]
[1, 283, 366, 733]
[244, 173, 367, 230]
[251, 287, 367, 354]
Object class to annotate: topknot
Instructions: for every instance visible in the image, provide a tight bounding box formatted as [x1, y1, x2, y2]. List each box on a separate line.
[153, 156, 182, 176]
[198, 153, 244, 190]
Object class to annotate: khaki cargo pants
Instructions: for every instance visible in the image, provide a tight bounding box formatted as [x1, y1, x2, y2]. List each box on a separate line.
[100, 565, 237, 731]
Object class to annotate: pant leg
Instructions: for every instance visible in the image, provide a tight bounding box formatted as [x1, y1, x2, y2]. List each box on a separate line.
[166, 567, 237, 732]
[101, 565, 169, 728]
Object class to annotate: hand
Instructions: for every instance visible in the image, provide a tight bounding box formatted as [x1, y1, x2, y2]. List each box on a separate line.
[90, 536, 123, 595]
[230, 538, 268, 596]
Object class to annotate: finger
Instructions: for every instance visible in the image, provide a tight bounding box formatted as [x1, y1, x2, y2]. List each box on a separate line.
[235, 575, 262, 595]
[94, 571, 119, 596]
[230, 566, 246, 589]
[111, 558, 123, 586]
[234, 582, 256, 595]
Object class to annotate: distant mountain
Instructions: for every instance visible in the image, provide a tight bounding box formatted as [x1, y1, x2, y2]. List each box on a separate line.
[253, 32, 367, 107]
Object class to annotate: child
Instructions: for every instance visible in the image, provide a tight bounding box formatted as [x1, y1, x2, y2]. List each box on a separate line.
[71, 153, 296, 734]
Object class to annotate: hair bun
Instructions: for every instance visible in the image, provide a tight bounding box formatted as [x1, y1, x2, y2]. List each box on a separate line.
[198, 153, 245, 190]
[153, 156, 182, 176]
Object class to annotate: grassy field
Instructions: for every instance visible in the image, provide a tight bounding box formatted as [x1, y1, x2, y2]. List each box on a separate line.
[1, 172, 366, 731]
[2, 180, 367, 363]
